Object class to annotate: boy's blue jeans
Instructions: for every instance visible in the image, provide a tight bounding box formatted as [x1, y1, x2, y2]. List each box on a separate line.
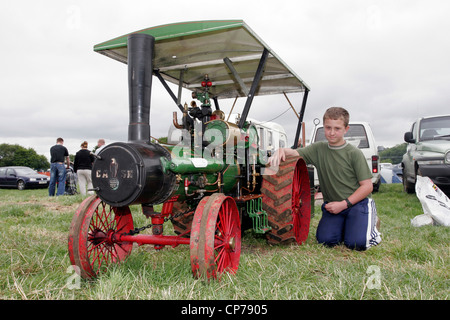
[316, 198, 381, 251]
[49, 163, 66, 196]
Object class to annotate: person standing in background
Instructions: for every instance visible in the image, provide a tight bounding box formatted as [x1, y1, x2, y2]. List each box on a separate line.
[49, 137, 70, 196]
[74, 141, 95, 196]
[94, 138, 106, 155]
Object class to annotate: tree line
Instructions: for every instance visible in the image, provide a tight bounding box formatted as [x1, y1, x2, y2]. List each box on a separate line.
[378, 143, 407, 164]
[0, 143, 50, 170]
[0, 142, 408, 171]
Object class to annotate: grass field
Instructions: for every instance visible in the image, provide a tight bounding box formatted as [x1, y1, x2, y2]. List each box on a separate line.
[0, 184, 448, 300]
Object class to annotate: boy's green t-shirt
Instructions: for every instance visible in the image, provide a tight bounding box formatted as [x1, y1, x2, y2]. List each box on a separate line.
[295, 141, 372, 202]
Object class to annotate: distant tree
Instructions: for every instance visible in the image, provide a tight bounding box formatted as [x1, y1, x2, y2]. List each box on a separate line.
[379, 143, 407, 164]
[150, 137, 168, 144]
[0, 143, 50, 170]
[157, 137, 168, 144]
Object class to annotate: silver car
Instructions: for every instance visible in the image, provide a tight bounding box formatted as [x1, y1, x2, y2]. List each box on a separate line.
[402, 115, 450, 195]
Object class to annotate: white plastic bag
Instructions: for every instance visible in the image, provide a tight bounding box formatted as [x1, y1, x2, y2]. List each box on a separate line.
[413, 176, 450, 227]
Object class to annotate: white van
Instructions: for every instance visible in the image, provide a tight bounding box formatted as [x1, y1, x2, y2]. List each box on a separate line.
[309, 121, 381, 192]
[248, 118, 288, 156]
[166, 114, 288, 158]
[209, 113, 288, 156]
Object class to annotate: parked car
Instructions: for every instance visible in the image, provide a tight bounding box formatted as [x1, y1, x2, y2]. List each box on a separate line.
[0, 166, 50, 190]
[402, 115, 450, 195]
[309, 121, 381, 191]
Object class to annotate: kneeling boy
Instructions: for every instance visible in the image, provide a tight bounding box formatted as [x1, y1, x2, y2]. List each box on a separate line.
[269, 107, 381, 250]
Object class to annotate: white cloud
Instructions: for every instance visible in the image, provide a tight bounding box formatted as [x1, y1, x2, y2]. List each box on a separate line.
[1, 0, 450, 160]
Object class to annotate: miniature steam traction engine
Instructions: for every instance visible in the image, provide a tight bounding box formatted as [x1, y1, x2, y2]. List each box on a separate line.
[68, 20, 312, 280]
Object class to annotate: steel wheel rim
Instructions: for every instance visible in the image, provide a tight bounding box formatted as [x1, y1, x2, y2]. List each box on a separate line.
[189, 196, 209, 277]
[190, 194, 241, 279]
[68, 195, 98, 270]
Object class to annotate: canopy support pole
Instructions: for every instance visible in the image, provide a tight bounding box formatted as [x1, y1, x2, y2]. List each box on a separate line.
[292, 89, 309, 149]
[154, 69, 193, 126]
[238, 48, 269, 129]
[224, 57, 249, 96]
[213, 97, 220, 110]
[177, 69, 185, 105]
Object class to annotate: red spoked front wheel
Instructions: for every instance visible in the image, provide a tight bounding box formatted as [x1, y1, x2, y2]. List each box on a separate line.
[68, 196, 134, 279]
[190, 194, 241, 279]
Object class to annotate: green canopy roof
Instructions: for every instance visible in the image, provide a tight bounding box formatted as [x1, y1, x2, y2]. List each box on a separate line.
[94, 20, 309, 99]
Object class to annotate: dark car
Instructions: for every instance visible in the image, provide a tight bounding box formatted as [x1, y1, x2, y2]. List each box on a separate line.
[0, 166, 50, 190]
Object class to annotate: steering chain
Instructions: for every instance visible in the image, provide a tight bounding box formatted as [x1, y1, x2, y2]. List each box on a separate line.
[125, 207, 194, 236]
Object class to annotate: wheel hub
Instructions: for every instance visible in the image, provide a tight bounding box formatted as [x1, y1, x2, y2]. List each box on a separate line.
[89, 228, 116, 247]
[217, 231, 236, 251]
[228, 236, 236, 251]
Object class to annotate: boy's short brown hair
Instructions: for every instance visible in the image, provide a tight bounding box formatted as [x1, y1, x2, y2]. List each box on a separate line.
[323, 107, 350, 127]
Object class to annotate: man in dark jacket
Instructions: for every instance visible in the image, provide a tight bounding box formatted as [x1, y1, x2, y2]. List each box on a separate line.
[49, 137, 70, 196]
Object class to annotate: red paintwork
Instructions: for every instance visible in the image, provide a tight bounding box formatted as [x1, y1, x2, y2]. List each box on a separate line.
[68, 193, 240, 280]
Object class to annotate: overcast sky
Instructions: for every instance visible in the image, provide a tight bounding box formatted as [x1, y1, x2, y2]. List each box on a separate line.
[1, 0, 449, 160]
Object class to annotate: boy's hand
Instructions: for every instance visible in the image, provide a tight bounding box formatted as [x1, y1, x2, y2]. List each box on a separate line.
[324, 200, 347, 214]
[268, 148, 286, 167]
[268, 148, 299, 167]
[325, 179, 373, 214]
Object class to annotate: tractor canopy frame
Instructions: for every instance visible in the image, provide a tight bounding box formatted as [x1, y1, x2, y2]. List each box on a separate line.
[94, 20, 310, 145]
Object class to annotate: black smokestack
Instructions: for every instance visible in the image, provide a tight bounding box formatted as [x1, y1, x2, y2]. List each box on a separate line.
[127, 33, 155, 142]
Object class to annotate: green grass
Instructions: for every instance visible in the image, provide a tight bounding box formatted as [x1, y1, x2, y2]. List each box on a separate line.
[0, 184, 448, 300]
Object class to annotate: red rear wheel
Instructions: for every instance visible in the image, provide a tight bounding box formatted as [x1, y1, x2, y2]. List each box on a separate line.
[291, 158, 311, 243]
[262, 157, 311, 245]
[190, 194, 241, 279]
[69, 197, 134, 279]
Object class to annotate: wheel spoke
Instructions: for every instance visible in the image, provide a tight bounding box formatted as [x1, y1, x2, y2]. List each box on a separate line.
[215, 247, 228, 273]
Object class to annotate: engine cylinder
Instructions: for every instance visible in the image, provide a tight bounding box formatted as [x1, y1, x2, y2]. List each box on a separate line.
[204, 120, 241, 146]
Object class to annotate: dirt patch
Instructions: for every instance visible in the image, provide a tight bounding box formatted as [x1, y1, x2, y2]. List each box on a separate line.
[2, 199, 79, 214]
[42, 202, 79, 213]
